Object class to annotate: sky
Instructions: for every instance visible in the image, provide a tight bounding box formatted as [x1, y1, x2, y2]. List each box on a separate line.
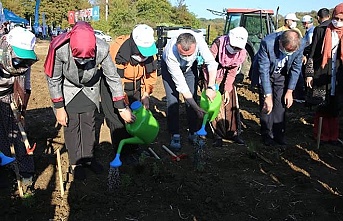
[169, 0, 343, 19]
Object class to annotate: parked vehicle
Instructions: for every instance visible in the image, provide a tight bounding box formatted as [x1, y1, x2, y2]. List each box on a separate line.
[155, 26, 207, 75]
[94, 30, 112, 42]
[209, 8, 278, 79]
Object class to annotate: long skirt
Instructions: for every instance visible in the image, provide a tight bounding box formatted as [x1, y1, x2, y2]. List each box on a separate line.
[210, 86, 241, 139]
[0, 94, 34, 174]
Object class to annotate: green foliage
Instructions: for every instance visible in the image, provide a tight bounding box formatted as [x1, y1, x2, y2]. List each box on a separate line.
[22, 192, 36, 207]
[200, 18, 225, 44]
[151, 162, 161, 177]
[138, 152, 149, 165]
[120, 173, 132, 187]
[0, 1, 335, 43]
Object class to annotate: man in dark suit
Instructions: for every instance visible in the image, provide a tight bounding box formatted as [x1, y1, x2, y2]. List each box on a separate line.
[251, 30, 305, 146]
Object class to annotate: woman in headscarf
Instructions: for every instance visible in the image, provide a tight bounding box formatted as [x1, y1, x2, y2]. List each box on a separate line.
[305, 3, 343, 145]
[44, 22, 135, 180]
[0, 27, 38, 184]
[205, 27, 248, 146]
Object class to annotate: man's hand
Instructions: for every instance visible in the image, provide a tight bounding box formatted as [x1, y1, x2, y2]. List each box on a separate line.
[141, 93, 150, 109]
[205, 88, 216, 102]
[284, 90, 293, 108]
[119, 108, 136, 123]
[262, 95, 273, 115]
[56, 107, 68, 127]
[306, 77, 313, 88]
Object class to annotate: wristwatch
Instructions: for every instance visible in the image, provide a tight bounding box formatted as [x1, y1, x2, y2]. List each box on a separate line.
[207, 85, 217, 91]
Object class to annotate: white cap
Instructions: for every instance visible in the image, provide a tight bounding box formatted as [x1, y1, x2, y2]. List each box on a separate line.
[132, 24, 157, 57]
[7, 27, 37, 60]
[302, 15, 313, 23]
[228, 27, 248, 49]
[285, 13, 300, 21]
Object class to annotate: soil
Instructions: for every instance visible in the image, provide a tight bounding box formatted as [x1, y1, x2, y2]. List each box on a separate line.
[1, 40, 343, 221]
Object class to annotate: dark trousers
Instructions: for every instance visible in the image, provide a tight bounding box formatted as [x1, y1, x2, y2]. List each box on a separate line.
[259, 72, 286, 140]
[101, 78, 141, 150]
[294, 65, 305, 100]
[64, 111, 95, 165]
[161, 60, 198, 135]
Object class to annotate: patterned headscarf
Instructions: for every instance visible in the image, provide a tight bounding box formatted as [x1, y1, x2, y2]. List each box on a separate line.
[321, 3, 343, 68]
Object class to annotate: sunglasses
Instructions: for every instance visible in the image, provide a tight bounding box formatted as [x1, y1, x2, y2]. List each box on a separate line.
[12, 58, 36, 68]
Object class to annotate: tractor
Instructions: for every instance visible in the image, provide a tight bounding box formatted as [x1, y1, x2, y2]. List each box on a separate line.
[209, 8, 278, 79]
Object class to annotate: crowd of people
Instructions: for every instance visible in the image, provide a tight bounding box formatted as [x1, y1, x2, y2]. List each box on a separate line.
[0, 3, 343, 191]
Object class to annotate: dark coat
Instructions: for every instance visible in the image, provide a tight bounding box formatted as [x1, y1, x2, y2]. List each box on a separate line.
[305, 20, 343, 115]
[305, 20, 331, 88]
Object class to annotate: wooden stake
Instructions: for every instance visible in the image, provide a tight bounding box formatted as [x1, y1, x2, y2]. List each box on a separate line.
[162, 145, 180, 161]
[148, 147, 160, 160]
[56, 148, 64, 197]
[10, 102, 35, 155]
[317, 117, 323, 149]
[10, 144, 23, 197]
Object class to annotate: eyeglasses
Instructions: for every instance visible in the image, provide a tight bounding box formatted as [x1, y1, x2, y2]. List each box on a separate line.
[333, 17, 343, 21]
[12, 58, 36, 68]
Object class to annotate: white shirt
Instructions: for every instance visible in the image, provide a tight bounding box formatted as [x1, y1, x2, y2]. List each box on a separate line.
[162, 30, 218, 94]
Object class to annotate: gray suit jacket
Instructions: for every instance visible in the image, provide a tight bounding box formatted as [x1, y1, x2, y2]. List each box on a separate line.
[46, 38, 124, 110]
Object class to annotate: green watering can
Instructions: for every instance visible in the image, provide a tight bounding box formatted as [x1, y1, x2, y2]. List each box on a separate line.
[110, 101, 159, 168]
[196, 87, 222, 136]
[0, 151, 15, 166]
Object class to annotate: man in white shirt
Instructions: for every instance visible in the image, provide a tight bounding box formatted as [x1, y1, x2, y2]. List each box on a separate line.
[161, 31, 218, 150]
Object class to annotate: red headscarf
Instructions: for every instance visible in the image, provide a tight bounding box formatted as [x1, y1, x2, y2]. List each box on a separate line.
[44, 22, 96, 77]
[321, 3, 343, 68]
[69, 22, 96, 58]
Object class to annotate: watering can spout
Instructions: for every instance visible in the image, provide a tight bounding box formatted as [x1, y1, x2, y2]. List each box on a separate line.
[197, 113, 209, 136]
[197, 90, 222, 136]
[0, 151, 15, 166]
[110, 136, 145, 168]
[197, 126, 207, 136]
[110, 154, 122, 168]
[110, 101, 159, 168]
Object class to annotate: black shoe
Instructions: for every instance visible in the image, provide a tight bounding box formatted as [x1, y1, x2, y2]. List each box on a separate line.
[232, 135, 245, 145]
[274, 137, 287, 145]
[85, 159, 104, 174]
[329, 140, 343, 147]
[0, 168, 8, 189]
[213, 138, 223, 147]
[263, 136, 275, 146]
[69, 165, 86, 181]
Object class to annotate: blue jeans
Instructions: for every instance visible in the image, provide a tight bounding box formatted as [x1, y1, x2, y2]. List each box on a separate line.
[161, 60, 199, 135]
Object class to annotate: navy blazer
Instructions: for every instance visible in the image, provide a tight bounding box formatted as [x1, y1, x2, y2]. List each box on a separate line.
[251, 32, 305, 95]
